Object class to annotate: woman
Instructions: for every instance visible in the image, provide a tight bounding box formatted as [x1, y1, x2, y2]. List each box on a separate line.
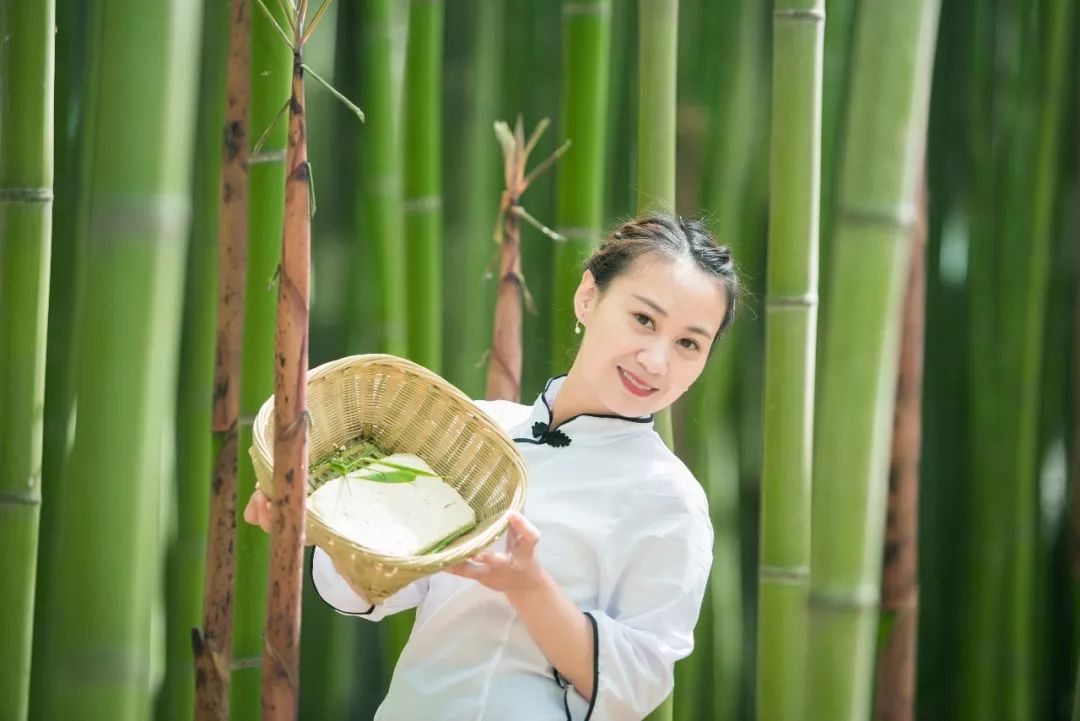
[244, 213, 739, 720]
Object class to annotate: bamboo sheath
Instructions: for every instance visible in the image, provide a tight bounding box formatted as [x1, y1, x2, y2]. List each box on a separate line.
[194, 0, 250, 717]
[872, 177, 927, 721]
[261, 45, 312, 721]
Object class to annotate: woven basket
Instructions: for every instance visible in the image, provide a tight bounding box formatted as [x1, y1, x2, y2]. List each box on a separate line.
[249, 353, 528, 603]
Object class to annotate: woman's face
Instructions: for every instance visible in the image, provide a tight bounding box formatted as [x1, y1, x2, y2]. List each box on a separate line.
[574, 254, 728, 418]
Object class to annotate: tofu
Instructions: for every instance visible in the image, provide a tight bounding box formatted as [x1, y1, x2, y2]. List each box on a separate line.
[308, 453, 477, 557]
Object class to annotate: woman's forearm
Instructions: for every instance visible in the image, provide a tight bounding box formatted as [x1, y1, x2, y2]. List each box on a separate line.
[505, 569, 595, 701]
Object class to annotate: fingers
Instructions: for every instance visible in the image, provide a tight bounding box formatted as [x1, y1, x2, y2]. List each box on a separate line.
[509, 511, 540, 541]
[447, 559, 491, 579]
[507, 512, 540, 557]
[243, 489, 314, 546]
[242, 489, 273, 534]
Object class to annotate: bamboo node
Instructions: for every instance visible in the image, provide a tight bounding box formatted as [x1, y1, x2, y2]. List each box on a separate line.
[773, 8, 825, 22]
[759, 564, 810, 584]
[809, 584, 879, 611]
[0, 187, 53, 202]
[0, 489, 42, 506]
[766, 293, 818, 308]
[563, 2, 612, 17]
[403, 194, 442, 214]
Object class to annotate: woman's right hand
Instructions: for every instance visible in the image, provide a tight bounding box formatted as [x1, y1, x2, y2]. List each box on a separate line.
[242, 487, 273, 534]
[241, 487, 314, 546]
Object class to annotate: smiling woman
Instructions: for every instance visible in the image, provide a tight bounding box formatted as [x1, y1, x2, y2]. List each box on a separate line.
[550, 214, 739, 426]
[244, 212, 740, 721]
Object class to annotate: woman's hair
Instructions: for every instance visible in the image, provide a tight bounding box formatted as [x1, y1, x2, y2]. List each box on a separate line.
[583, 214, 740, 344]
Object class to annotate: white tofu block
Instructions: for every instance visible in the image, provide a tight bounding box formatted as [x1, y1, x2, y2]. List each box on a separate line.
[308, 453, 477, 557]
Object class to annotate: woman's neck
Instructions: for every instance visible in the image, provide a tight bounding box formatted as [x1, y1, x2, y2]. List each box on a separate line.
[548, 364, 603, 429]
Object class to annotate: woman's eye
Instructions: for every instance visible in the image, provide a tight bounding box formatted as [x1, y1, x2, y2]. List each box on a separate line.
[634, 313, 653, 328]
[680, 338, 700, 351]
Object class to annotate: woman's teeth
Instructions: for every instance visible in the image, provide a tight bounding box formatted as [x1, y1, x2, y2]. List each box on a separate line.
[620, 367, 654, 392]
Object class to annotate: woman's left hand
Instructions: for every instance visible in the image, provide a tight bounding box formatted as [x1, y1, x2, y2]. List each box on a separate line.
[445, 511, 546, 594]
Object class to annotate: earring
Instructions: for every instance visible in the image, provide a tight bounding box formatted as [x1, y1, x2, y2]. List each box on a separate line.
[574, 321, 582, 335]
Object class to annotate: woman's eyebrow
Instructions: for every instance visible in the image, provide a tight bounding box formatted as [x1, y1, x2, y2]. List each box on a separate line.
[631, 293, 715, 340]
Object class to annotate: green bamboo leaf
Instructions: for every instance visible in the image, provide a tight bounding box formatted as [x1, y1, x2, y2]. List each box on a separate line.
[425, 525, 475, 555]
[493, 120, 516, 160]
[254, 0, 294, 50]
[364, 469, 419, 484]
[251, 98, 290, 159]
[301, 63, 364, 122]
[512, 205, 563, 241]
[300, 0, 333, 47]
[523, 116, 550, 158]
[370, 460, 438, 477]
[272, 0, 295, 34]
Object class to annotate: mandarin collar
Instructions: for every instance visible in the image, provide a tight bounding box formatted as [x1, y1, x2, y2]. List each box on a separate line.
[511, 374, 655, 449]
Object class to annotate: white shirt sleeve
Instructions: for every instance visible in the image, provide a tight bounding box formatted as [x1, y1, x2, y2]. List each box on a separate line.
[310, 546, 431, 622]
[562, 488, 714, 720]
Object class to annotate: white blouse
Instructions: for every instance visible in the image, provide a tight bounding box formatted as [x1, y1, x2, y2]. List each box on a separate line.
[311, 374, 714, 720]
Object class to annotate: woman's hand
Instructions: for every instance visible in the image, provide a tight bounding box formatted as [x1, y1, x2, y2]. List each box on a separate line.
[241, 486, 314, 546]
[445, 511, 545, 594]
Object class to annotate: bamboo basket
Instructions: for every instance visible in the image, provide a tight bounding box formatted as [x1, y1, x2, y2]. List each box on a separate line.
[249, 353, 528, 603]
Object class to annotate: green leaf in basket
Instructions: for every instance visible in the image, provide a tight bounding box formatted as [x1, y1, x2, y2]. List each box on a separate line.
[364, 468, 422, 484]
[368, 459, 439, 477]
[423, 523, 476, 554]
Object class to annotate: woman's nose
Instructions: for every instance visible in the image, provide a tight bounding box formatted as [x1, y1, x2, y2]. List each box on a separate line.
[637, 344, 669, 376]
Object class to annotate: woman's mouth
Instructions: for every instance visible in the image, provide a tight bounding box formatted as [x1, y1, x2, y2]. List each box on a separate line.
[618, 366, 658, 397]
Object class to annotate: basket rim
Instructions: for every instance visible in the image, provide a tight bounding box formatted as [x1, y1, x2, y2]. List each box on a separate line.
[250, 353, 528, 568]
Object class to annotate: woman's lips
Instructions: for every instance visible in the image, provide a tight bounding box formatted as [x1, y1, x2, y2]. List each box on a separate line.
[618, 366, 658, 397]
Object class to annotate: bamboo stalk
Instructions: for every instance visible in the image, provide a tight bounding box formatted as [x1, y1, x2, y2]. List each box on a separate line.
[0, 0, 55, 718]
[442, 0, 502, 397]
[194, 0, 251, 717]
[804, 1, 940, 719]
[637, 2, 678, 718]
[756, 1, 823, 719]
[231, 1, 292, 715]
[636, 0, 678, 459]
[602, 0, 636, 226]
[155, 0, 229, 716]
[551, 0, 611, 375]
[1074, 24, 1080, 692]
[817, 0, 857, 304]
[28, 0, 92, 714]
[873, 176, 927, 721]
[403, 0, 444, 372]
[487, 190, 525, 401]
[676, 1, 767, 718]
[501, 1, 561, 397]
[347, 0, 406, 357]
[487, 119, 565, 402]
[32, 0, 201, 715]
[260, 8, 312, 717]
[960, 0, 1074, 717]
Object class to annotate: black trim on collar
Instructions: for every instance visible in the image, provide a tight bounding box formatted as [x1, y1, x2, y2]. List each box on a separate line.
[308, 547, 376, 617]
[512, 374, 654, 449]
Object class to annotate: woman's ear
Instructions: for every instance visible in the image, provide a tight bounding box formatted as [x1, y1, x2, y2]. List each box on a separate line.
[574, 270, 598, 322]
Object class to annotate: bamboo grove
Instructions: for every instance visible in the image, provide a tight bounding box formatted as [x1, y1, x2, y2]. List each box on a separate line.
[1, 0, 1077, 719]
